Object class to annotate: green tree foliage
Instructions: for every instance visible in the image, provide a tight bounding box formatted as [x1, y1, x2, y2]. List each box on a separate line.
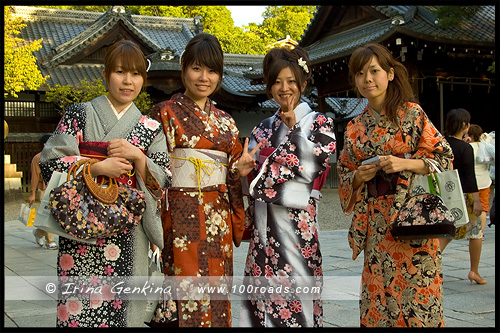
[260, 6, 316, 43]
[4, 7, 49, 98]
[46, 78, 153, 115]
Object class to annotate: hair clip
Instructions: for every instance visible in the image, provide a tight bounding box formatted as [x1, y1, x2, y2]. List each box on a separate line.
[298, 57, 309, 73]
[146, 59, 151, 72]
[179, 51, 185, 67]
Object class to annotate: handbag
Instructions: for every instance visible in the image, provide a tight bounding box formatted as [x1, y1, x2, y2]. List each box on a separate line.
[33, 170, 97, 244]
[391, 160, 459, 240]
[391, 193, 456, 240]
[19, 203, 36, 227]
[49, 159, 147, 240]
[411, 159, 469, 227]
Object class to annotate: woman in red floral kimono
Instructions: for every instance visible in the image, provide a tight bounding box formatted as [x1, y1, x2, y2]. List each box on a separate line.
[151, 33, 258, 327]
[338, 43, 453, 327]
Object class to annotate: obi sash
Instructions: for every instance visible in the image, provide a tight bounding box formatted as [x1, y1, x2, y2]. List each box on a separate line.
[79, 141, 137, 188]
[170, 148, 228, 198]
[366, 154, 407, 198]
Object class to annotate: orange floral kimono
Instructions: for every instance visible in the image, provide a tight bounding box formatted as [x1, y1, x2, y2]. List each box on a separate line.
[152, 93, 245, 327]
[337, 102, 453, 327]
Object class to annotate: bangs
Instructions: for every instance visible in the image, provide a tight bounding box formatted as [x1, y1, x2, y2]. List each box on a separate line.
[104, 40, 148, 88]
[112, 48, 147, 74]
[349, 47, 375, 75]
[183, 41, 223, 76]
[265, 59, 299, 98]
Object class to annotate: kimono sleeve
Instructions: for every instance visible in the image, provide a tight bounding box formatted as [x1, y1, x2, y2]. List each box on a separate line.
[338, 117, 370, 260]
[227, 131, 245, 247]
[243, 129, 261, 240]
[138, 122, 171, 199]
[39, 103, 88, 184]
[278, 113, 336, 184]
[410, 105, 453, 172]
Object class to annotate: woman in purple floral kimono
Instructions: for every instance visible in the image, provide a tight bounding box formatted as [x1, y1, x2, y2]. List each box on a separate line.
[39, 40, 171, 327]
[239, 47, 336, 327]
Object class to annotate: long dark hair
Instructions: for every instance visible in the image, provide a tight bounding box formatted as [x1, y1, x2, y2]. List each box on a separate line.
[262, 46, 312, 100]
[348, 43, 416, 122]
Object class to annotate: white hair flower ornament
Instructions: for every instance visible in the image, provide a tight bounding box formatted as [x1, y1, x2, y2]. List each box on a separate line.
[297, 57, 309, 73]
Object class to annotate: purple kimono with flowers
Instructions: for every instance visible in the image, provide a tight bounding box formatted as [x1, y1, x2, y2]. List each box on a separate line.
[39, 95, 171, 327]
[239, 102, 336, 327]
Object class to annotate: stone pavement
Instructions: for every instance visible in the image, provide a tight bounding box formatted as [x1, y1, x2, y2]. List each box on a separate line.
[3, 217, 496, 328]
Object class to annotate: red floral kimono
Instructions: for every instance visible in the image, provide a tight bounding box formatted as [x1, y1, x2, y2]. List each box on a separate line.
[152, 93, 245, 327]
[337, 102, 453, 327]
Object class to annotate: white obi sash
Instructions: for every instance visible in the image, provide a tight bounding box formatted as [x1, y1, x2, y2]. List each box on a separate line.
[170, 148, 228, 198]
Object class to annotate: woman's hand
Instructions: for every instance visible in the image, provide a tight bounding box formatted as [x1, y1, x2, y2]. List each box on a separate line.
[472, 193, 483, 216]
[107, 139, 147, 179]
[90, 157, 133, 178]
[107, 139, 143, 163]
[237, 138, 262, 177]
[280, 95, 297, 128]
[353, 164, 380, 190]
[379, 155, 428, 174]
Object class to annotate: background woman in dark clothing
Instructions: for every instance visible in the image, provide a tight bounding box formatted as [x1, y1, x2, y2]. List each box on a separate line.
[440, 108, 484, 285]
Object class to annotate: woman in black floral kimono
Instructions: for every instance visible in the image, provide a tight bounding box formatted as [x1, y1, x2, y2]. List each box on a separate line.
[239, 46, 336, 327]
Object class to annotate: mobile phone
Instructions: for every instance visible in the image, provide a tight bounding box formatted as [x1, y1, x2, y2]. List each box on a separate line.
[361, 156, 380, 165]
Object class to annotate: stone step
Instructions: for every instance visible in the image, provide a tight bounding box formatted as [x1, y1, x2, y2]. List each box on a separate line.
[4, 163, 23, 178]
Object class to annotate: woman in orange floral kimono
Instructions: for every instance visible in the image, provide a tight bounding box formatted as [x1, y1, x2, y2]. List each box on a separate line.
[338, 44, 453, 327]
[151, 33, 258, 327]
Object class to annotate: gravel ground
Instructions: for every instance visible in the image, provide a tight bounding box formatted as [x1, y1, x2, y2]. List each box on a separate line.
[317, 188, 352, 230]
[5, 188, 351, 231]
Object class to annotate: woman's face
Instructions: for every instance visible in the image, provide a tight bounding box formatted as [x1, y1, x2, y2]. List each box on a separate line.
[183, 62, 220, 109]
[354, 56, 394, 111]
[104, 62, 144, 111]
[270, 66, 306, 112]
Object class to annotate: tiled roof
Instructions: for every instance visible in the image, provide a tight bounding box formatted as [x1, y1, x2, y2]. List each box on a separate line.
[392, 6, 495, 42]
[40, 64, 104, 88]
[306, 20, 392, 63]
[302, 5, 495, 63]
[325, 97, 367, 119]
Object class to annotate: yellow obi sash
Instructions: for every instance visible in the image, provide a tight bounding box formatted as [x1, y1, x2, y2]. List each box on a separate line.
[170, 148, 228, 198]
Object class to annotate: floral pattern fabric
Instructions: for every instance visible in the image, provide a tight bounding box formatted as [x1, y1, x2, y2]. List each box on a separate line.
[240, 103, 336, 327]
[152, 93, 245, 327]
[337, 102, 453, 327]
[39, 96, 170, 327]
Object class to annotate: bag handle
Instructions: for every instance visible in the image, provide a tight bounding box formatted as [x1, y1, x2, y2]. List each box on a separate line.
[426, 158, 444, 174]
[408, 158, 443, 197]
[67, 159, 88, 180]
[67, 158, 119, 204]
[82, 159, 119, 204]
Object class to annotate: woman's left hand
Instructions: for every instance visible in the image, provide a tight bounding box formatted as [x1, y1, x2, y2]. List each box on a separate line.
[237, 138, 262, 177]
